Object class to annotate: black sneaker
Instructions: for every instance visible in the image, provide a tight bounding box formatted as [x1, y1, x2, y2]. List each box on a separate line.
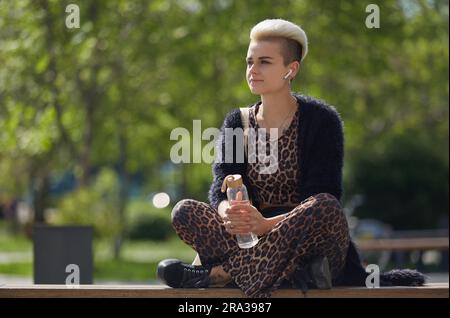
[157, 259, 211, 288]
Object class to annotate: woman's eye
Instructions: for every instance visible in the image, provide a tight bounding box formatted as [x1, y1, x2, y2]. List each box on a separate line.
[246, 61, 270, 66]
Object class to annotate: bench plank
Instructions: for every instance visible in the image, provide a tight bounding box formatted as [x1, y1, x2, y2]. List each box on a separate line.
[355, 237, 449, 251]
[0, 283, 447, 298]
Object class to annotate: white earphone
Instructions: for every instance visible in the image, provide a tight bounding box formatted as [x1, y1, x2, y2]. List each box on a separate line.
[283, 69, 293, 80]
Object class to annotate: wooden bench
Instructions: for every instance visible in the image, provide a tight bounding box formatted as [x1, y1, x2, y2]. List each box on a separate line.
[0, 283, 447, 298]
[355, 237, 449, 252]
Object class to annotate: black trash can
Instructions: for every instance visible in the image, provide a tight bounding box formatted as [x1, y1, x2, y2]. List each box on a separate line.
[33, 225, 93, 284]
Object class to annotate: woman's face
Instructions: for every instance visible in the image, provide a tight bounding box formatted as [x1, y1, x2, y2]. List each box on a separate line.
[246, 40, 291, 95]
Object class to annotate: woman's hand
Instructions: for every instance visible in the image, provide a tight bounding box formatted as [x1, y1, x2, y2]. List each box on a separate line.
[223, 201, 271, 236]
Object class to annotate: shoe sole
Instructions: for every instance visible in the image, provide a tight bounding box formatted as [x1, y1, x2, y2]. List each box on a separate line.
[310, 256, 332, 289]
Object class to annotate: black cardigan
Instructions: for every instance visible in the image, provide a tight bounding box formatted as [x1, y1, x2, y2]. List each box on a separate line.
[208, 93, 344, 211]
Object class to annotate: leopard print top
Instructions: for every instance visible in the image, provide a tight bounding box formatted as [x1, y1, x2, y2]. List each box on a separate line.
[246, 102, 302, 210]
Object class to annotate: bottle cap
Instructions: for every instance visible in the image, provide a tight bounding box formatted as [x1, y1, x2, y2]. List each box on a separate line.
[221, 174, 243, 192]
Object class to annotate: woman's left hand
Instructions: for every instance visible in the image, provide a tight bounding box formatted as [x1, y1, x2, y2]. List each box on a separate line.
[226, 203, 270, 236]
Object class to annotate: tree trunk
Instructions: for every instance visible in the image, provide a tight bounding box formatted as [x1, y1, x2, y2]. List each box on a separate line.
[33, 173, 50, 224]
[80, 103, 94, 187]
[113, 126, 129, 260]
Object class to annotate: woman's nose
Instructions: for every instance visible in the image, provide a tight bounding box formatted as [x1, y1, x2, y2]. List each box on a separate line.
[248, 64, 258, 74]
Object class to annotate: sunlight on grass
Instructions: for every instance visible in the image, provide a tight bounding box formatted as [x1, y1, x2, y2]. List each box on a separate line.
[120, 238, 197, 263]
[0, 260, 161, 282]
[0, 234, 32, 252]
[0, 234, 196, 282]
[94, 237, 196, 262]
[0, 219, 197, 282]
[95, 260, 158, 282]
[0, 262, 32, 276]
[94, 237, 197, 282]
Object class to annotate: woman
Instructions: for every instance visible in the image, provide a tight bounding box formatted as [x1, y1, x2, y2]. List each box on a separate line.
[157, 19, 425, 298]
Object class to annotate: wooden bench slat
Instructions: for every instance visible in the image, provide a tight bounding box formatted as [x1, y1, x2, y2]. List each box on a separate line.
[0, 283, 447, 298]
[355, 237, 449, 251]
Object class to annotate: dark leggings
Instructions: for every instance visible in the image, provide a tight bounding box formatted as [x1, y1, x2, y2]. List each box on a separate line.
[171, 192, 350, 298]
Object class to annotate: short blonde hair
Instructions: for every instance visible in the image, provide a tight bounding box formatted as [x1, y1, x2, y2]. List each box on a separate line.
[250, 19, 308, 64]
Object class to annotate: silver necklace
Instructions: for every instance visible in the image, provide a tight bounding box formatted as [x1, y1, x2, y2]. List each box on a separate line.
[258, 97, 297, 135]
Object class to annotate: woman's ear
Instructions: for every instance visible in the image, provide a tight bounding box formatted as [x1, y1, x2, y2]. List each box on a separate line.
[290, 61, 300, 77]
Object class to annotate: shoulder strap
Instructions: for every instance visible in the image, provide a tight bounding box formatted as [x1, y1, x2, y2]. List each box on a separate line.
[240, 107, 250, 159]
[239, 107, 254, 206]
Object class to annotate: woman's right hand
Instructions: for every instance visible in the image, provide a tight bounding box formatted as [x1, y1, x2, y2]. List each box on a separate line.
[223, 202, 249, 235]
[223, 200, 252, 235]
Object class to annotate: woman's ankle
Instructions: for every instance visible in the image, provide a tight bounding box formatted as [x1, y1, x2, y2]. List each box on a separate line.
[209, 265, 232, 286]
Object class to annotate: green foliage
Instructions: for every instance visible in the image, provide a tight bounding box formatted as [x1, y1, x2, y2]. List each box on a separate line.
[349, 133, 449, 230]
[127, 213, 174, 241]
[0, 0, 448, 233]
[125, 200, 175, 241]
[51, 168, 122, 239]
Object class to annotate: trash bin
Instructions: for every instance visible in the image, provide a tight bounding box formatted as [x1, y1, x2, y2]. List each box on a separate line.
[33, 225, 93, 284]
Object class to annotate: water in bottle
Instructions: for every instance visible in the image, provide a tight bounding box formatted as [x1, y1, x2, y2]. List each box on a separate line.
[221, 174, 259, 248]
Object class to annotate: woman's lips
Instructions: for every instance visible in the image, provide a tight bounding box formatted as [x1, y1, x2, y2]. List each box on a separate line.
[250, 79, 263, 84]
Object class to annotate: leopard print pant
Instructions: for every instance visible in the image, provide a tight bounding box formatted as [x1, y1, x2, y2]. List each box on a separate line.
[171, 193, 350, 298]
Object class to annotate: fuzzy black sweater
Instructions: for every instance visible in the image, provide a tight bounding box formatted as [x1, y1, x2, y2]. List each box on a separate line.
[208, 93, 344, 210]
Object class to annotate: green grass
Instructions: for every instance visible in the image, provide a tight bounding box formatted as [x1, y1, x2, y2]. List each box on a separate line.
[0, 220, 33, 252]
[0, 260, 161, 282]
[0, 234, 196, 282]
[118, 238, 197, 262]
[95, 260, 158, 282]
[0, 234, 32, 252]
[0, 260, 162, 282]
[0, 219, 196, 282]
[93, 237, 196, 282]
[0, 262, 32, 276]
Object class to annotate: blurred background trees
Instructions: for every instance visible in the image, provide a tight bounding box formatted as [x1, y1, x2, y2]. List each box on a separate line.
[0, 0, 448, 259]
